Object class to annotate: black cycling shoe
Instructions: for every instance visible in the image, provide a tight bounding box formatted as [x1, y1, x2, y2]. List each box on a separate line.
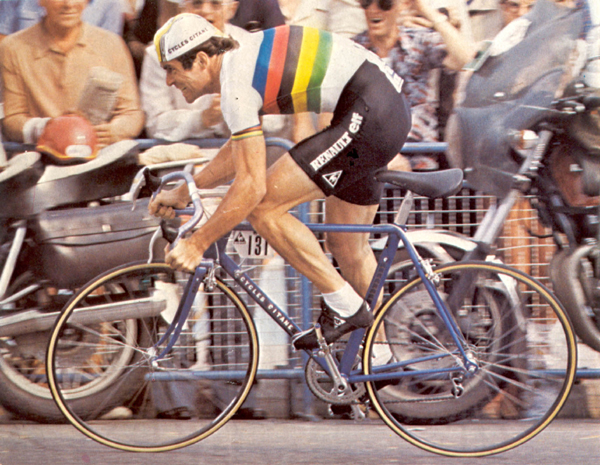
[292, 301, 373, 351]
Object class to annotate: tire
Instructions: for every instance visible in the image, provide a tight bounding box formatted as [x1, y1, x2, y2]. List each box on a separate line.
[364, 261, 577, 457]
[0, 272, 147, 423]
[378, 254, 499, 424]
[46, 262, 259, 452]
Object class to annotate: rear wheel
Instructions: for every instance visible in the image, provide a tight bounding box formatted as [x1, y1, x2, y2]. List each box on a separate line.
[551, 245, 600, 352]
[46, 262, 259, 452]
[380, 256, 501, 423]
[365, 261, 577, 457]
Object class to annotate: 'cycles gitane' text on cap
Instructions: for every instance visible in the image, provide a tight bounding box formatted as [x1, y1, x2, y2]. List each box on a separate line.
[154, 13, 225, 63]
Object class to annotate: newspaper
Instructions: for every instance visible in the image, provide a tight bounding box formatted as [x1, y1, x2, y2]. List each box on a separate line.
[77, 67, 123, 125]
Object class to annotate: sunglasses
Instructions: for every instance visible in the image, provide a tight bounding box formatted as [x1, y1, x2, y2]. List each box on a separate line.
[360, 0, 396, 11]
[188, 0, 225, 7]
[502, 0, 533, 11]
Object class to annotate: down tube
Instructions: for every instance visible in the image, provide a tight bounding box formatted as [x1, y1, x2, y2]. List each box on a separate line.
[217, 246, 302, 338]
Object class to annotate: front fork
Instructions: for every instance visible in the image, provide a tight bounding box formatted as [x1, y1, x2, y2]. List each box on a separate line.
[149, 259, 215, 362]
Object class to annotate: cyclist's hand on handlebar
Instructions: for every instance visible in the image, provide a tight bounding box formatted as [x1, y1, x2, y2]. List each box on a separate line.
[148, 187, 190, 220]
[165, 236, 204, 273]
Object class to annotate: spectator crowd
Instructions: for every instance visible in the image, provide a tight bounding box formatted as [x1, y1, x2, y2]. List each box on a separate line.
[0, 0, 597, 169]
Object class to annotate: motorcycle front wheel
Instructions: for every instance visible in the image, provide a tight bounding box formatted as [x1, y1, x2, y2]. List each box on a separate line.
[0, 271, 150, 423]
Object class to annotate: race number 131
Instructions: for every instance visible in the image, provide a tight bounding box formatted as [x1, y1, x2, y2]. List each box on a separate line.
[232, 231, 275, 259]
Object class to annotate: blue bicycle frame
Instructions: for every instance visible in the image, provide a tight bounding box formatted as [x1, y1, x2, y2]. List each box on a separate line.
[151, 206, 479, 386]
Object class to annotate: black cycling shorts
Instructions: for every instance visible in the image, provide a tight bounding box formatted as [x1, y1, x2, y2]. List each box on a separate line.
[290, 60, 411, 205]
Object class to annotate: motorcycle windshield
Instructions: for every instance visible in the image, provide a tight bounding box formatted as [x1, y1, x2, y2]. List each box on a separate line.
[447, 0, 585, 198]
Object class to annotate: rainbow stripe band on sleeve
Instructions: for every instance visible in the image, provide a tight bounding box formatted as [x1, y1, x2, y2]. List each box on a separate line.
[231, 125, 264, 141]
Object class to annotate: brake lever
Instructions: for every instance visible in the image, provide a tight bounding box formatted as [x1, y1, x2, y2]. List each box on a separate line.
[130, 167, 170, 211]
[144, 167, 163, 193]
[129, 167, 148, 211]
[161, 220, 179, 244]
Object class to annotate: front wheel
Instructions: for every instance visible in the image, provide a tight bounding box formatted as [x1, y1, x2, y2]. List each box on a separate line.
[46, 262, 259, 452]
[364, 261, 577, 457]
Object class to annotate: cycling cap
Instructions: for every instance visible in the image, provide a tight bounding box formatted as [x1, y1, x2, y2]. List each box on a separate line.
[154, 13, 226, 63]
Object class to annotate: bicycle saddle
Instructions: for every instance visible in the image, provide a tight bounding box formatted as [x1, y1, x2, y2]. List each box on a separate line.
[374, 168, 464, 199]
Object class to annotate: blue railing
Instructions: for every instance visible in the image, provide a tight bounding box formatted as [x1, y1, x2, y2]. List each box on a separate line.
[2, 138, 449, 156]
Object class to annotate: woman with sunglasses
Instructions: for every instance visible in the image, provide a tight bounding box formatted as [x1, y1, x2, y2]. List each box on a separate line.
[353, 0, 476, 146]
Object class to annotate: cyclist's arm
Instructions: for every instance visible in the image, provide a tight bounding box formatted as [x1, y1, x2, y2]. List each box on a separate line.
[149, 137, 236, 217]
[187, 134, 267, 254]
[192, 137, 236, 190]
[149, 136, 255, 217]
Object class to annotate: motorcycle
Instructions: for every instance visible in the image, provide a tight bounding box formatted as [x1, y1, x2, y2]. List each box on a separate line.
[0, 140, 169, 422]
[364, 0, 599, 424]
[0, 133, 296, 422]
[445, 0, 600, 351]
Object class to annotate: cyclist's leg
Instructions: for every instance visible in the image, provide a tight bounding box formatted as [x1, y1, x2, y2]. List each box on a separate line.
[248, 153, 347, 295]
[323, 195, 379, 305]
[323, 196, 391, 360]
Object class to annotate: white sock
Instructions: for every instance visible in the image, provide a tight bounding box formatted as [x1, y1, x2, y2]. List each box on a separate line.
[323, 283, 363, 318]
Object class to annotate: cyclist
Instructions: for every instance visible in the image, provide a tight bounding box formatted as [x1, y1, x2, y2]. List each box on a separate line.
[149, 13, 411, 350]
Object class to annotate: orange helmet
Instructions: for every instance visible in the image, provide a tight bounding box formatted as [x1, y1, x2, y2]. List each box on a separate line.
[36, 114, 98, 165]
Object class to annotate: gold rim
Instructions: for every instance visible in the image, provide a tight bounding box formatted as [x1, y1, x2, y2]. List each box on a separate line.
[46, 262, 260, 452]
[363, 261, 577, 457]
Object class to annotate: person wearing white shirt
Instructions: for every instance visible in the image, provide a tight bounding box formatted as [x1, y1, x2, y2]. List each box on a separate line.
[139, 0, 242, 141]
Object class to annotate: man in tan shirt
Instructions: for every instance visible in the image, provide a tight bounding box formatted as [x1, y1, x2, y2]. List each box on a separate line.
[0, 0, 144, 148]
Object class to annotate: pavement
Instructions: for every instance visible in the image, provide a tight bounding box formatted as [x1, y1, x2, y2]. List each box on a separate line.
[0, 417, 599, 465]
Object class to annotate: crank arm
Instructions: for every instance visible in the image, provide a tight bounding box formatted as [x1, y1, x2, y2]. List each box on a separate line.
[315, 324, 349, 394]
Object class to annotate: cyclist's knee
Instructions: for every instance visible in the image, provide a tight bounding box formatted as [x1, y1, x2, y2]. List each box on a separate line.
[248, 207, 276, 235]
[247, 209, 266, 231]
[325, 234, 345, 258]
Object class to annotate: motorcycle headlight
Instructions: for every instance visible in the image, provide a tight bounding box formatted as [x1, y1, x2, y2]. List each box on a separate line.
[507, 129, 539, 153]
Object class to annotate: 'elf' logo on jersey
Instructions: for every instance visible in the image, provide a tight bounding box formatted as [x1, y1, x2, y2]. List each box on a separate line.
[310, 113, 363, 171]
[323, 170, 343, 188]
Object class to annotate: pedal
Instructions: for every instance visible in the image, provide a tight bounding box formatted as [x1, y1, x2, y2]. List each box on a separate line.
[326, 404, 366, 421]
[351, 404, 365, 421]
[291, 323, 327, 351]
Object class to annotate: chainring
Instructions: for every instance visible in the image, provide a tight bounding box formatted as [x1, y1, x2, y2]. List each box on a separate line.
[305, 343, 366, 405]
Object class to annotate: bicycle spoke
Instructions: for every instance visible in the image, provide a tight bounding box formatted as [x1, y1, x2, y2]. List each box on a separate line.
[47, 262, 259, 452]
[365, 261, 576, 457]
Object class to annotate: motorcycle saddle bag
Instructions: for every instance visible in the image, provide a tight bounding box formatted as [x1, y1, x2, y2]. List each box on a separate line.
[30, 198, 167, 288]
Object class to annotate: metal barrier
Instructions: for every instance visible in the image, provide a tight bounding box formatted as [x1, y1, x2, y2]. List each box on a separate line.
[3, 138, 599, 415]
[1, 138, 448, 156]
